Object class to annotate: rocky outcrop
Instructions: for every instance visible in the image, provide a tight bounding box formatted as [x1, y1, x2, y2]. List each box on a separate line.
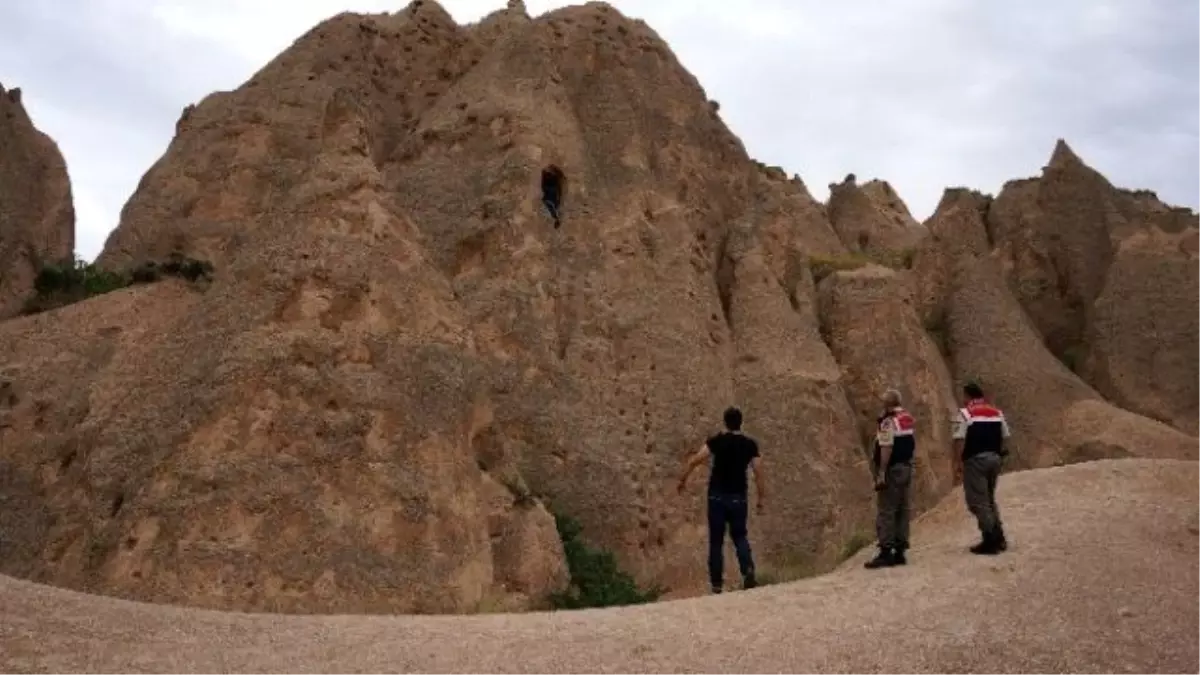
[0, 0, 870, 613]
[817, 265, 957, 512]
[1084, 228, 1199, 435]
[0, 83, 75, 319]
[1, 1, 1194, 617]
[987, 140, 1199, 435]
[915, 188, 1197, 469]
[826, 175, 926, 255]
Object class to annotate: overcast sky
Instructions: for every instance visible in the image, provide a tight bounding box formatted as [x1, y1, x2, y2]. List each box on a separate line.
[1, 0, 1196, 260]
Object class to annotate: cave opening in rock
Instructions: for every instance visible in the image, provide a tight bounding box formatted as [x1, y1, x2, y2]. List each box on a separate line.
[542, 165, 565, 228]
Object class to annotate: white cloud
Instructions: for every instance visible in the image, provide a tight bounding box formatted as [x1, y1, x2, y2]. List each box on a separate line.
[0, 0, 1195, 260]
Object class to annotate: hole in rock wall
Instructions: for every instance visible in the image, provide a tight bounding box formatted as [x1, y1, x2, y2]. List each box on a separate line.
[541, 165, 566, 228]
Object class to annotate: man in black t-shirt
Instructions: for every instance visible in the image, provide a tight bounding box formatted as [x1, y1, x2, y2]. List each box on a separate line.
[676, 407, 766, 593]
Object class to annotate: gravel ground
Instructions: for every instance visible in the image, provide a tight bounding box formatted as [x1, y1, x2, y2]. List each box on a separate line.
[2, 458, 1197, 673]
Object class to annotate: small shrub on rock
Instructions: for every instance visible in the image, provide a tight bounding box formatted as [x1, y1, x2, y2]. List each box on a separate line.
[23, 251, 215, 315]
[547, 512, 663, 610]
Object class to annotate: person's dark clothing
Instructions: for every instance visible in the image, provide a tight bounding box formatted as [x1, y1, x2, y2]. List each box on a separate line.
[957, 398, 1008, 460]
[541, 171, 562, 227]
[704, 431, 760, 590]
[872, 408, 916, 470]
[707, 492, 755, 591]
[875, 462, 912, 552]
[706, 431, 760, 496]
[963, 451, 1004, 550]
[869, 407, 916, 560]
[954, 397, 1011, 553]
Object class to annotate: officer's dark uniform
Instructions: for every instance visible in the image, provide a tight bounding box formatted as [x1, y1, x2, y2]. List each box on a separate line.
[865, 406, 915, 568]
[954, 396, 1010, 554]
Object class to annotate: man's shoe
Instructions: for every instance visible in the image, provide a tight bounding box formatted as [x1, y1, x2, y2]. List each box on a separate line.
[893, 548, 907, 565]
[711, 585, 723, 594]
[864, 548, 897, 569]
[743, 575, 758, 590]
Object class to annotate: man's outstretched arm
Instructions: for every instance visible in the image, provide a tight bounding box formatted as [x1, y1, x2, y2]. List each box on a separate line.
[676, 443, 711, 493]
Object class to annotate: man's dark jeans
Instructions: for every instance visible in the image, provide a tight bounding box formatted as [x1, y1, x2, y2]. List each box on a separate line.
[707, 491, 756, 590]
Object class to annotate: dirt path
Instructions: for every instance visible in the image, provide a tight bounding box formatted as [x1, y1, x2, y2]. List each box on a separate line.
[2, 458, 1197, 673]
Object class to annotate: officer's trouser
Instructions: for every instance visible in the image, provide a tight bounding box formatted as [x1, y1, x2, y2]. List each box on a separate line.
[876, 462, 912, 550]
[963, 451, 1003, 535]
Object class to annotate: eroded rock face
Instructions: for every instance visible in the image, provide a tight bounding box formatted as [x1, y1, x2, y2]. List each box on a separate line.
[1, 0, 871, 613]
[817, 265, 956, 512]
[1084, 228, 1199, 435]
[915, 188, 1197, 470]
[1, 1, 1194, 616]
[0, 83, 75, 319]
[987, 140, 1200, 437]
[827, 175, 926, 255]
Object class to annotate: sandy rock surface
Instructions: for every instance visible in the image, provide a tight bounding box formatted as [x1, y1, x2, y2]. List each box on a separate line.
[2, 458, 1195, 673]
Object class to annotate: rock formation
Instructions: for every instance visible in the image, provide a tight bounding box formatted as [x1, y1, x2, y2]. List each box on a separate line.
[911, 179, 1197, 470]
[817, 265, 956, 513]
[0, 1, 1195, 617]
[986, 139, 1199, 435]
[0, 83, 75, 319]
[0, 0, 871, 614]
[827, 174, 926, 255]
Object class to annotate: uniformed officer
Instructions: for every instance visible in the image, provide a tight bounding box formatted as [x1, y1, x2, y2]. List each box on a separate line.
[864, 389, 916, 569]
[951, 382, 1011, 555]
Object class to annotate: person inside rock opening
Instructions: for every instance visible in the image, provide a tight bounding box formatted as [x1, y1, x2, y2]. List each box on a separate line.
[541, 166, 564, 228]
[676, 406, 765, 593]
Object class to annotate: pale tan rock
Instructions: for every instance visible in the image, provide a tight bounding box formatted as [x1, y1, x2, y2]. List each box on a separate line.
[0, 0, 871, 611]
[2, 0, 1196, 619]
[817, 264, 957, 512]
[1, 459, 1195, 673]
[1085, 228, 1199, 435]
[987, 140, 1199, 435]
[827, 175, 926, 255]
[916, 186, 1197, 469]
[0, 83, 75, 319]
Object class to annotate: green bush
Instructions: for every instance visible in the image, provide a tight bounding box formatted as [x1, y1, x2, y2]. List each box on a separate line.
[548, 513, 663, 610]
[1059, 344, 1086, 374]
[130, 252, 214, 285]
[33, 256, 127, 297]
[23, 252, 214, 316]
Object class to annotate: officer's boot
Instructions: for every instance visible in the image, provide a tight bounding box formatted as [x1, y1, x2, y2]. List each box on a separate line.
[969, 529, 1002, 555]
[893, 542, 908, 566]
[994, 524, 1008, 551]
[864, 547, 897, 569]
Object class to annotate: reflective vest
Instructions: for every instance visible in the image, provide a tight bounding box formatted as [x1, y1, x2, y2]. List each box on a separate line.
[873, 406, 916, 469]
[960, 398, 1008, 458]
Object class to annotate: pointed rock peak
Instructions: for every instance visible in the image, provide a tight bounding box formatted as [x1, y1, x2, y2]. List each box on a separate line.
[403, 0, 455, 24]
[0, 83, 31, 124]
[1048, 138, 1084, 170]
[932, 187, 991, 219]
[506, 0, 527, 14]
[1, 82, 24, 107]
[827, 173, 859, 195]
[861, 179, 899, 204]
